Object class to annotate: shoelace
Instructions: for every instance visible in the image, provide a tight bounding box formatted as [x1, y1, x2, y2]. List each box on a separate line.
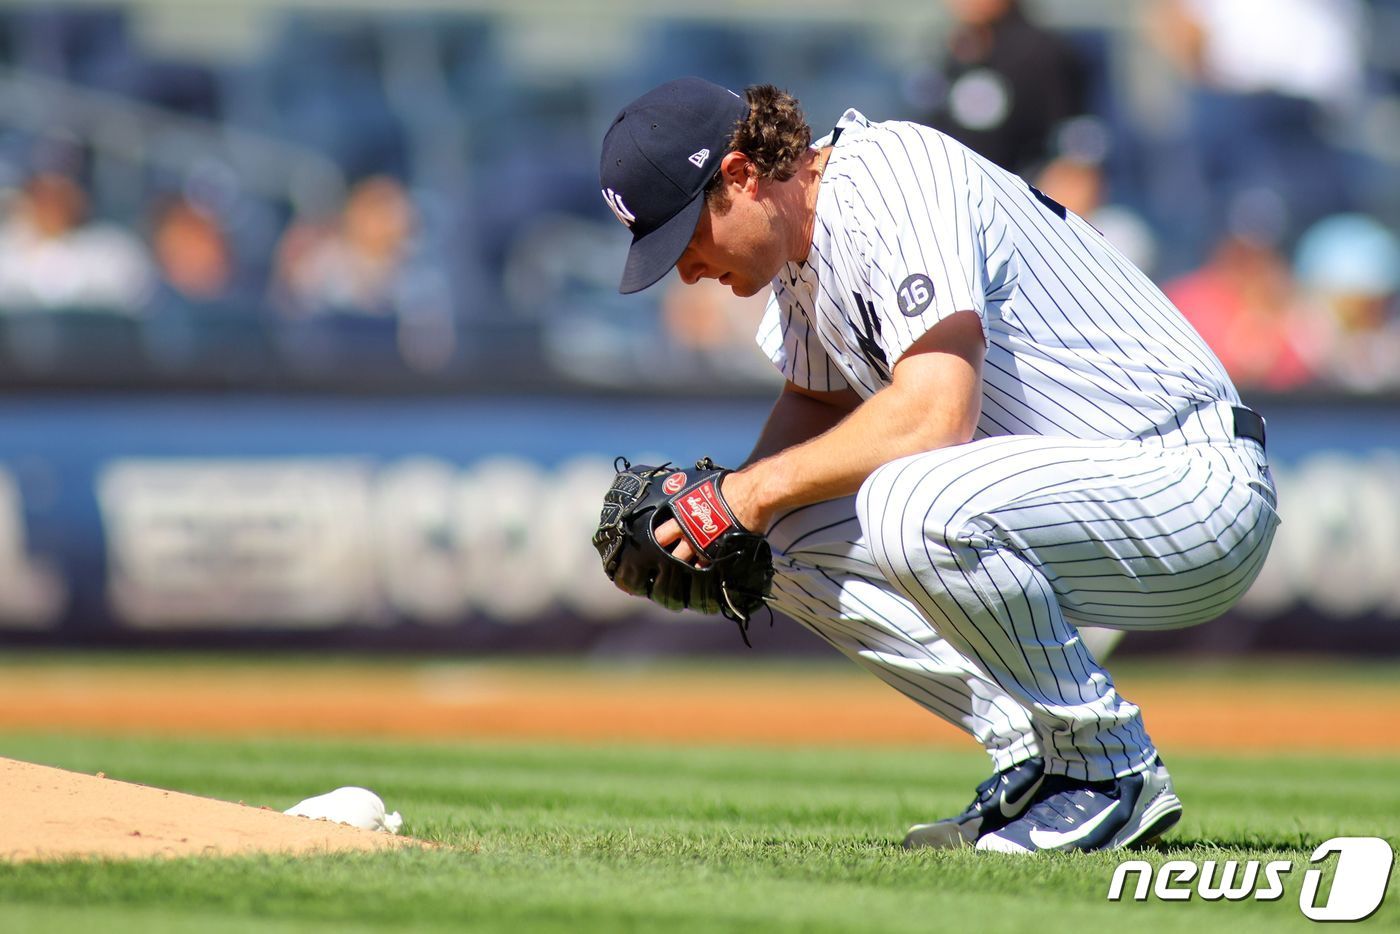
[1023, 778, 1120, 828]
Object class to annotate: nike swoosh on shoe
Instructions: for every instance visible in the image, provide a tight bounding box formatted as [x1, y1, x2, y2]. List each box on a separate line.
[998, 774, 1043, 819]
[1026, 801, 1120, 850]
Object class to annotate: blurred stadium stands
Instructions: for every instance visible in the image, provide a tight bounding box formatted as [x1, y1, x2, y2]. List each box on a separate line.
[0, 0, 1393, 395]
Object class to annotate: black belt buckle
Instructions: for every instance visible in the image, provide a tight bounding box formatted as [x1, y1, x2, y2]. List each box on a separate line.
[1232, 406, 1266, 449]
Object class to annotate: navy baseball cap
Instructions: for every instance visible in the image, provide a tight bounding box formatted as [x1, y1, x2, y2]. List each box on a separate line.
[600, 77, 749, 294]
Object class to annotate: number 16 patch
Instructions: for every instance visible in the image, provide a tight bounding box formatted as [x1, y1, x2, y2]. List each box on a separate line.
[896, 273, 935, 317]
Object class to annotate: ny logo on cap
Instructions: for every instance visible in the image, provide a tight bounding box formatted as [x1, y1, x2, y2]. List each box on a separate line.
[688, 149, 711, 169]
[601, 188, 636, 228]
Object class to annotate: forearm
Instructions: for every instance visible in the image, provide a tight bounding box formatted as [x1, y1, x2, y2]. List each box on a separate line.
[727, 310, 986, 532]
[740, 380, 976, 521]
[742, 386, 857, 467]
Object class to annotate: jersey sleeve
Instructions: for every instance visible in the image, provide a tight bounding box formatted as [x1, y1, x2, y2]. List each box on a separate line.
[857, 125, 990, 365]
[757, 289, 850, 392]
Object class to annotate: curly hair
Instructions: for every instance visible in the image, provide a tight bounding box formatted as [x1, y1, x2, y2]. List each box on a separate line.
[705, 85, 812, 213]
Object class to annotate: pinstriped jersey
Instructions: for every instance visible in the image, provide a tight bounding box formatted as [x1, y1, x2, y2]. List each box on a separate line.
[757, 110, 1240, 443]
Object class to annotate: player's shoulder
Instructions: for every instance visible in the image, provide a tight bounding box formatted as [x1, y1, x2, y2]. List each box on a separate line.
[823, 112, 967, 184]
[819, 108, 939, 142]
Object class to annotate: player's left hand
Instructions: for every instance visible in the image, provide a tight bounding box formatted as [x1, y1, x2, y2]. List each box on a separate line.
[657, 470, 768, 566]
[593, 458, 774, 631]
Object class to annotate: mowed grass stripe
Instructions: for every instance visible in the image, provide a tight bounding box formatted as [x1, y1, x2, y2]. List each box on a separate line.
[0, 846, 1359, 934]
[0, 735, 1396, 933]
[5, 734, 1396, 839]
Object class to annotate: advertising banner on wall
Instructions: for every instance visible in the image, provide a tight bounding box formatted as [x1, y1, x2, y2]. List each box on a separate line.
[0, 394, 1396, 652]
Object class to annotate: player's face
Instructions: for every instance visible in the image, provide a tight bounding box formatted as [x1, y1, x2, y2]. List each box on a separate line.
[675, 188, 785, 298]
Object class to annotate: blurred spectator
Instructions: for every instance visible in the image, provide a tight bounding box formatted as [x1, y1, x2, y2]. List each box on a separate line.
[1294, 214, 1400, 393]
[911, 0, 1087, 176]
[271, 175, 455, 370]
[141, 196, 274, 376]
[1153, 0, 1364, 112]
[1165, 234, 1323, 391]
[272, 175, 453, 319]
[1151, 0, 1366, 246]
[0, 172, 152, 313]
[274, 175, 412, 317]
[150, 198, 238, 308]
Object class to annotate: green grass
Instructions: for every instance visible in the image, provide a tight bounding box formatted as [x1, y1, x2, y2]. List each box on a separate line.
[0, 734, 1396, 933]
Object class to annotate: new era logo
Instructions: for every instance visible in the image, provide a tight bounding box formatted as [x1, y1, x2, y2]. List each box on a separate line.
[688, 149, 710, 169]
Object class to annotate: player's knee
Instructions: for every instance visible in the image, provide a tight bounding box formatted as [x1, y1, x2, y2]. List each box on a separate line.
[858, 457, 974, 564]
[858, 459, 931, 560]
[855, 460, 900, 551]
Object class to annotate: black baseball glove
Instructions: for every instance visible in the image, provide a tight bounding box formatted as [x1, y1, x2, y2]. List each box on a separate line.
[593, 457, 774, 644]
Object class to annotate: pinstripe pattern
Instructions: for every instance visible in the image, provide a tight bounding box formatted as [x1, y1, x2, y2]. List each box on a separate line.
[765, 497, 1039, 771]
[751, 110, 1279, 781]
[757, 111, 1238, 444]
[854, 435, 1277, 780]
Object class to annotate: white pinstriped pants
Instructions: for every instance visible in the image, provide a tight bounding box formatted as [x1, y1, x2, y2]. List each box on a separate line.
[766, 411, 1279, 782]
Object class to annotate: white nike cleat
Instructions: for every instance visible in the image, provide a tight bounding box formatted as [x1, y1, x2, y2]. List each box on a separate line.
[902, 757, 1045, 849]
[975, 757, 1183, 855]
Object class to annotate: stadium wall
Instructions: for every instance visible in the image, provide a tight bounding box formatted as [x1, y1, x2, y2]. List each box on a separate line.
[0, 393, 1395, 654]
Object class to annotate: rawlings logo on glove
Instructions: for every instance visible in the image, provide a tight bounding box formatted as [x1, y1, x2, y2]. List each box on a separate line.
[593, 458, 774, 644]
[677, 481, 729, 546]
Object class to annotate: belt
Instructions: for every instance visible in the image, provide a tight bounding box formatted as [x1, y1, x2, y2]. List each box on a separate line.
[1232, 406, 1267, 449]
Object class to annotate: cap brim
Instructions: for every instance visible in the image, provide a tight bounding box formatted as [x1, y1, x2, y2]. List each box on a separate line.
[618, 193, 705, 294]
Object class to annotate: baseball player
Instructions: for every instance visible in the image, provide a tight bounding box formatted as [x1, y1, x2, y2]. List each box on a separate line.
[596, 77, 1279, 853]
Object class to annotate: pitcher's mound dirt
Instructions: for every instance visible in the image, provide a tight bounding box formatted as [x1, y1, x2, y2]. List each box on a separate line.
[0, 758, 412, 863]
